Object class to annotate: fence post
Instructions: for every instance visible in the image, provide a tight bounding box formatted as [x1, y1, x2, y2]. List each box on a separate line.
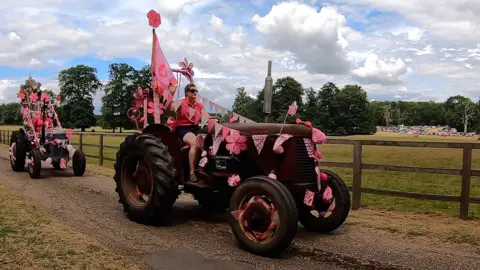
[1, 130, 3, 144]
[352, 140, 363, 210]
[79, 133, 83, 151]
[99, 134, 104, 166]
[459, 144, 472, 219]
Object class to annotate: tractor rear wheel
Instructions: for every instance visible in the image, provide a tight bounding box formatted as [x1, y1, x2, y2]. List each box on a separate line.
[229, 176, 298, 257]
[9, 131, 27, 172]
[72, 150, 86, 176]
[114, 133, 177, 224]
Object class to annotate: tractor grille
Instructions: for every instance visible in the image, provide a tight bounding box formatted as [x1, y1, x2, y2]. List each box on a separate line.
[295, 137, 316, 183]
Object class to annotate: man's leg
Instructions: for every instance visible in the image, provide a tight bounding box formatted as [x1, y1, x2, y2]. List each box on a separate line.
[182, 132, 199, 181]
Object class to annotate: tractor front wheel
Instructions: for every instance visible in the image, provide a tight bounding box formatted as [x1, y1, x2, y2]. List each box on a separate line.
[114, 133, 177, 225]
[297, 169, 351, 233]
[229, 176, 298, 257]
[28, 149, 42, 179]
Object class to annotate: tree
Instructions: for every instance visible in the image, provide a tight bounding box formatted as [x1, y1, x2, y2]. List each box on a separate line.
[443, 95, 478, 132]
[317, 82, 340, 133]
[302, 87, 319, 126]
[0, 103, 21, 125]
[232, 87, 255, 117]
[270, 77, 304, 123]
[335, 84, 374, 135]
[101, 63, 137, 132]
[58, 65, 102, 131]
[383, 103, 393, 126]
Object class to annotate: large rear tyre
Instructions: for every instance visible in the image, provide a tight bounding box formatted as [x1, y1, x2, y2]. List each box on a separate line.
[229, 176, 298, 257]
[9, 131, 27, 172]
[298, 169, 351, 233]
[114, 133, 177, 225]
[28, 149, 42, 179]
[72, 150, 86, 176]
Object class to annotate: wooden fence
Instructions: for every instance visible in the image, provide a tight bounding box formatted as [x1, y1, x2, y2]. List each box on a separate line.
[1, 129, 479, 219]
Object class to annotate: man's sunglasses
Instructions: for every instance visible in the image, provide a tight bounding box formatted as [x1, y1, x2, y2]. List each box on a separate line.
[188, 89, 198, 93]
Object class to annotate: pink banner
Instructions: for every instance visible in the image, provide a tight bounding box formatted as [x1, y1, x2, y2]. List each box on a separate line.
[252, 134, 268, 154]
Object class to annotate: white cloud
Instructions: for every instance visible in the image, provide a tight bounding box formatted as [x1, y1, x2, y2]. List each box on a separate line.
[352, 54, 407, 85]
[0, 0, 478, 109]
[251, 2, 354, 74]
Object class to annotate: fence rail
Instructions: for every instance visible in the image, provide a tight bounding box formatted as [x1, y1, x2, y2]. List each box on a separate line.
[1, 129, 479, 219]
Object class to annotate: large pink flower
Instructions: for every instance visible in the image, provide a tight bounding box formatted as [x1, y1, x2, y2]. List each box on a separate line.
[29, 92, 38, 102]
[225, 131, 247, 155]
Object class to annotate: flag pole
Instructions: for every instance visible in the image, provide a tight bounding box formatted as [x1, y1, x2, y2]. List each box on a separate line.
[152, 28, 161, 124]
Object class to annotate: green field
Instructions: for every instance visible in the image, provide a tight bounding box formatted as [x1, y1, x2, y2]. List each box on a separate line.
[2, 125, 480, 218]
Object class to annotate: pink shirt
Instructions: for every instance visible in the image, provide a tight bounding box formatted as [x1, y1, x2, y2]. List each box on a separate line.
[176, 98, 204, 126]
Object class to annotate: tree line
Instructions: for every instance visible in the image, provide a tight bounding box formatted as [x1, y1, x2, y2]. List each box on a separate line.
[1, 63, 479, 135]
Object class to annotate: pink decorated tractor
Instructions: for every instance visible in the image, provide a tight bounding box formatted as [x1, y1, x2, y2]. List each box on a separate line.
[9, 77, 86, 179]
[113, 10, 351, 258]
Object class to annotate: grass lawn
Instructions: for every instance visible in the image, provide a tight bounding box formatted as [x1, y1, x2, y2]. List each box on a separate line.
[2, 125, 480, 218]
[0, 183, 145, 270]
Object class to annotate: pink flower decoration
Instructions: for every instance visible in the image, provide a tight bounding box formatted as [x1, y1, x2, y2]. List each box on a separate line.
[229, 117, 238, 123]
[29, 92, 38, 102]
[178, 58, 195, 78]
[65, 129, 73, 139]
[312, 128, 326, 144]
[147, 100, 155, 114]
[225, 130, 247, 155]
[288, 102, 298, 116]
[17, 92, 25, 100]
[41, 93, 50, 102]
[228, 174, 241, 187]
[60, 158, 67, 169]
[313, 150, 322, 162]
[147, 10, 161, 28]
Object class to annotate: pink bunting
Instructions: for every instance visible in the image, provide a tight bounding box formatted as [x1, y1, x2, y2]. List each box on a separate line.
[201, 97, 208, 106]
[273, 134, 293, 151]
[303, 138, 315, 158]
[208, 101, 214, 110]
[221, 107, 227, 114]
[212, 135, 221, 155]
[304, 189, 315, 206]
[222, 126, 230, 141]
[214, 122, 223, 137]
[214, 104, 220, 113]
[207, 119, 215, 133]
[252, 135, 267, 154]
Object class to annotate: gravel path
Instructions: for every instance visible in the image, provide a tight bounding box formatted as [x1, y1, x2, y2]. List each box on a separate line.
[0, 151, 478, 270]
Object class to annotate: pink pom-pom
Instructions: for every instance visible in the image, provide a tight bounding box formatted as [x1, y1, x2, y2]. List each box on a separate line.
[312, 128, 326, 144]
[320, 172, 328, 181]
[268, 173, 277, 180]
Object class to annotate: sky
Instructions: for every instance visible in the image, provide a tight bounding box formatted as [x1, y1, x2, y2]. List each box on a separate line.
[0, 0, 479, 114]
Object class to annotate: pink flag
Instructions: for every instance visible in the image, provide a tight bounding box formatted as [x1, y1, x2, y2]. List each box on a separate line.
[207, 119, 215, 133]
[208, 101, 214, 111]
[151, 30, 177, 95]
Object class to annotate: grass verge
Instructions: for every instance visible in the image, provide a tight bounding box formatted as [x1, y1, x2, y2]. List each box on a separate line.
[0, 183, 145, 270]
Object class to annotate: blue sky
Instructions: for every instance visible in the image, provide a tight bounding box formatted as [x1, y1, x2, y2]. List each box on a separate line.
[0, 0, 479, 114]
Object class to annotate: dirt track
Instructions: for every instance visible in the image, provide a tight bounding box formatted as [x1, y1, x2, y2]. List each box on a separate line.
[0, 150, 479, 270]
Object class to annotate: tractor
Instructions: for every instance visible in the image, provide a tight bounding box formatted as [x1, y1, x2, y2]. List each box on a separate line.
[9, 76, 86, 179]
[112, 9, 351, 258]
